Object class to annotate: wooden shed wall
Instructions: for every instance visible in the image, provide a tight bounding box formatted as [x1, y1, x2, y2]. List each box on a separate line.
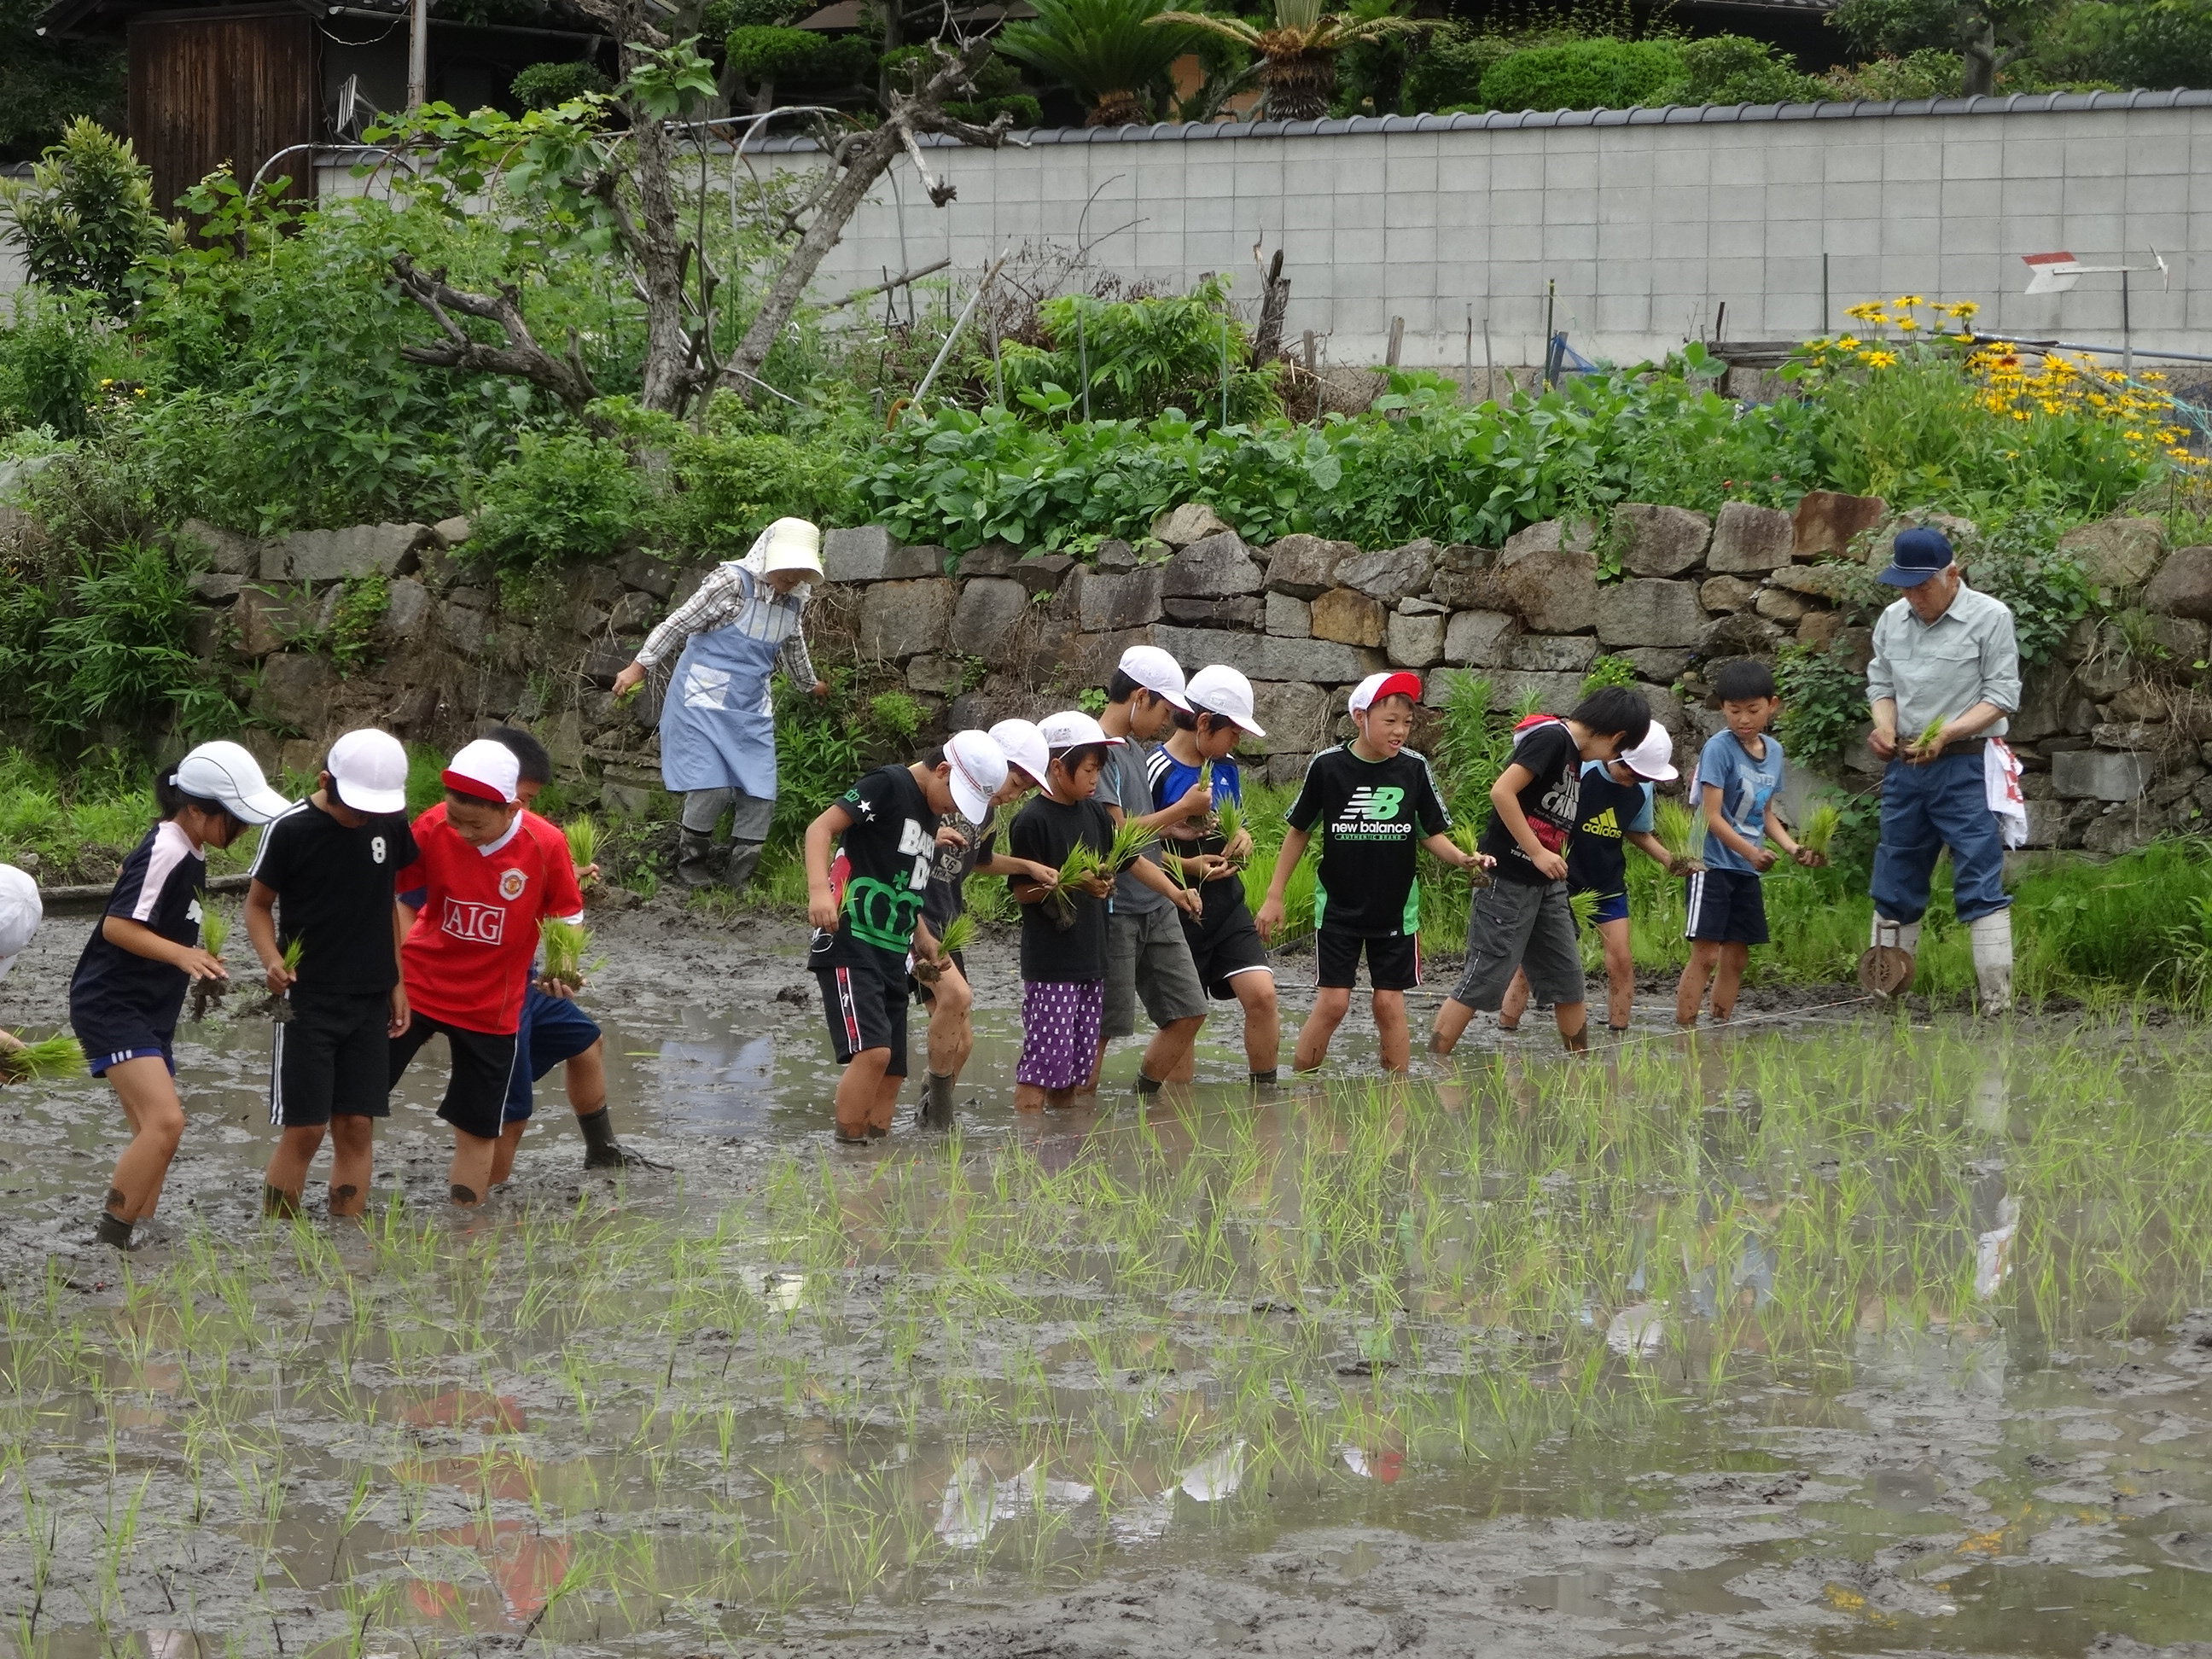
[129, 9, 317, 217]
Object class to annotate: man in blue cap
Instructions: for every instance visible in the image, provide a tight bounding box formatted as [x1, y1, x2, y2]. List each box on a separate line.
[1861, 527, 2023, 1011]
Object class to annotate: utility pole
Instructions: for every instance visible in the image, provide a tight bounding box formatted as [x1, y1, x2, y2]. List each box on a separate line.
[408, 0, 429, 109]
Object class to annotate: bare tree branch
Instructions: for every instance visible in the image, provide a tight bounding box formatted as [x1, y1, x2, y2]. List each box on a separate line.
[389, 254, 605, 422]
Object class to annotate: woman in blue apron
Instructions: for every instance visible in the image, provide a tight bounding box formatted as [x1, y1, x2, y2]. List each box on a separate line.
[612, 518, 827, 891]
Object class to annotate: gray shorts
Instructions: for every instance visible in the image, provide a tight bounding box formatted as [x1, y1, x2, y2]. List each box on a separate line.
[1450, 878, 1586, 1010]
[1103, 905, 1209, 1038]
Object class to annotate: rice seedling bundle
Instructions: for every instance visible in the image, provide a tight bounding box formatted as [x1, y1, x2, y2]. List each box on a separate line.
[935, 911, 976, 958]
[565, 816, 601, 882]
[1913, 713, 1949, 754]
[190, 903, 230, 1022]
[1655, 799, 1703, 864]
[1568, 889, 1600, 933]
[1103, 818, 1158, 872]
[1159, 848, 1190, 888]
[1213, 797, 1246, 864]
[0, 1033, 83, 1084]
[265, 935, 307, 1023]
[1799, 804, 1840, 857]
[1045, 841, 1105, 927]
[540, 919, 593, 987]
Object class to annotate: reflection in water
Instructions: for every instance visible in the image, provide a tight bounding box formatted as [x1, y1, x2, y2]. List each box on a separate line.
[655, 1032, 781, 1135]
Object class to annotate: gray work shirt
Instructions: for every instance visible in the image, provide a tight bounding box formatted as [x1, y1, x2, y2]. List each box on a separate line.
[1865, 580, 2022, 740]
[1101, 741, 1168, 915]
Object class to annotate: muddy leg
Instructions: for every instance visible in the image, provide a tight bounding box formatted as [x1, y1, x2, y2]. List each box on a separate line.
[1598, 917, 1634, 1031]
[104, 1057, 186, 1228]
[1428, 996, 1478, 1058]
[264, 1123, 328, 1216]
[1675, 940, 1722, 1027]
[1497, 968, 1531, 1032]
[1709, 942, 1751, 1022]
[1295, 987, 1352, 1074]
[449, 1131, 498, 1205]
[1372, 989, 1410, 1073]
[328, 1114, 374, 1217]
[835, 1047, 893, 1139]
[491, 1120, 526, 1186]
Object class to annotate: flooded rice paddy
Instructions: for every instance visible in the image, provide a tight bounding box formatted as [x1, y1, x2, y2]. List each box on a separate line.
[3, 965, 2211, 1658]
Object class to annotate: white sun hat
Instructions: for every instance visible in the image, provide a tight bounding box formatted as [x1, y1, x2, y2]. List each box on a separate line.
[988, 719, 1051, 788]
[944, 730, 1010, 824]
[1185, 664, 1266, 736]
[0, 864, 41, 981]
[1038, 710, 1122, 750]
[1620, 722, 1679, 783]
[759, 517, 824, 576]
[326, 728, 410, 815]
[173, 741, 290, 824]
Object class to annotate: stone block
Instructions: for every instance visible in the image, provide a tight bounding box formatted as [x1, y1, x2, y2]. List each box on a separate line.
[2022, 798, 2069, 849]
[1266, 591, 1312, 638]
[271, 521, 430, 583]
[859, 577, 956, 661]
[1636, 682, 1691, 755]
[1264, 534, 1356, 598]
[2105, 682, 2170, 723]
[1791, 490, 1887, 557]
[1387, 608, 1445, 667]
[1508, 633, 1598, 673]
[905, 654, 963, 696]
[1755, 587, 1809, 624]
[1796, 611, 1844, 651]
[1094, 539, 1138, 572]
[382, 577, 432, 643]
[1501, 518, 1595, 559]
[1493, 541, 1598, 634]
[2083, 802, 2160, 856]
[951, 576, 1033, 663]
[955, 541, 1022, 578]
[2145, 544, 2212, 620]
[1075, 567, 1164, 632]
[2152, 614, 2209, 664]
[1266, 750, 1317, 787]
[1698, 610, 1785, 659]
[1336, 538, 1440, 605]
[1595, 578, 1706, 648]
[1624, 646, 1692, 682]
[1162, 530, 1264, 597]
[824, 526, 935, 582]
[1249, 680, 1332, 755]
[185, 608, 226, 660]
[1150, 624, 1372, 684]
[1163, 596, 1261, 627]
[2052, 748, 2149, 801]
[1310, 587, 1386, 647]
[1010, 554, 1076, 597]
[433, 515, 473, 547]
[1707, 502, 1796, 573]
[1610, 504, 1710, 577]
[443, 600, 488, 655]
[1481, 670, 1587, 714]
[190, 572, 246, 602]
[608, 591, 658, 635]
[1443, 608, 1519, 667]
[253, 652, 338, 731]
[572, 566, 623, 610]
[2060, 515, 2165, 590]
[615, 550, 677, 599]
[177, 518, 261, 576]
[1765, 562, 1862, 602]
[1700, 574, 1757, 612]
[1152, 503, 1232, 547]
[235, 584, 316, 659]
[1399, 596, 1447, 615]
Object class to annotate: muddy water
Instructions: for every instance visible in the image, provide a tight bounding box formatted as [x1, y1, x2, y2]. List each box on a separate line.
[3, 911, 2210, 1658]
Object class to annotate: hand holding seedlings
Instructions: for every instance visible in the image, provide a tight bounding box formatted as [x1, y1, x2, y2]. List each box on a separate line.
[259, 937, 306, 1022]
[565, 816, 602, 886]
[1907, 713, 1951, 763]
[189, 905, 232, 1022]
[0, 1033, 84, 1084]
[1792, 803, 1838, 868]
[610, 661, 647, 700]
[538, 919, 598, 997]
[1655, 799, 1704, 868]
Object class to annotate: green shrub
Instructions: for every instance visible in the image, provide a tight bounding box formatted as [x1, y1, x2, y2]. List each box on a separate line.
[998, 276, 1282, 425]
[1774, 641, 1871, 773]
[1477, 38, 1684, 112]
[509, 61, 614, 109]
[0, 288, 105, 435]
[724, 26, 874, 91]
[1830, 49, 1965, 99]
[0, 118, 166, 311]
[1674, 35, 1827, 104]
[881, 44, 1022, 97]
[1957, 515, 2095, 667]
[1401, 26, 1517, 111]
[474, 428, 645, 573]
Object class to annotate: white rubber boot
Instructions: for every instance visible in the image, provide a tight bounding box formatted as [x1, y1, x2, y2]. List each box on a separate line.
[1970, 910, 2014, 1015]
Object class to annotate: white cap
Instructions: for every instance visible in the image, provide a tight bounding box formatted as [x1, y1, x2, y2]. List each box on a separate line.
[327, 727, 410, 814]
[1115, 643, 1190, 711]
[0, 864, 40, 981]
[760, 517, 823, 576]
[1348, 671, 1424, 713]
[442, 737, 521, 806]
[1038, 709, 1123, 751]
[988, 718, 1051, 788]
[173, 740, 290, 824]
[944, 730, 1009, 824]
[1185, 664, 1266, 736]
[1619, 722, 1679, 782]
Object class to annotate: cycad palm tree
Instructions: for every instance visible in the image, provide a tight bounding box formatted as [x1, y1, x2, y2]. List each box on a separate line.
[998, 0, 1208, 126]
[1149, 0, 1425, 121]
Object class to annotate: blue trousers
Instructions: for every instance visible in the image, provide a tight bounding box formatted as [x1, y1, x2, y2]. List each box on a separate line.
[1871, 750, 2011, 925]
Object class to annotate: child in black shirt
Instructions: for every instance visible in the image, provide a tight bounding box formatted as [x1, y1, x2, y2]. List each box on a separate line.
[248, 728, 418, 1220]
[1257, 673, 1487, 1074]
[71, 742, 289, 1249]
[806, 737, 1007, 1143]
[1431, 685, 1650, 1058]
[1004, 711, 1126, 1109]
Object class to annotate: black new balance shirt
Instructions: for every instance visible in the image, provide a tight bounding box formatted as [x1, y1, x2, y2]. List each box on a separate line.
[1284, 746, 1451, 937]
[69, 820, 209, 1036]
[250, 797, 418, 995]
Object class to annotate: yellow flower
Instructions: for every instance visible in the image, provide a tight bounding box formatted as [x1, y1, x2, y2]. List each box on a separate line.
[1844, 301, 1886, 322]
[1836, 335, 1861, 350]
[1864, 349, 1899, 369]
[1944, 300, 1982, 318]
[1895, 316, 1920, 331]
[2013, 410, 2030, 422]
[1894, 294, 1925, 308]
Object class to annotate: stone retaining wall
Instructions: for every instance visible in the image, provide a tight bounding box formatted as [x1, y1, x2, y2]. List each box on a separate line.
[171, 498, 2212, 853]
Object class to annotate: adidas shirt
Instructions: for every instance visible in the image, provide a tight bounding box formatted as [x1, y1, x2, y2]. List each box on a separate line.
[1563, 760, 1656, 899]
[1284, 745, 1450, 937]
[395, 803, 585, 1035]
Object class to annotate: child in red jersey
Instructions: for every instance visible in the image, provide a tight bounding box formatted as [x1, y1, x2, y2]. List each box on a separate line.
[391, 738, 584, 1205]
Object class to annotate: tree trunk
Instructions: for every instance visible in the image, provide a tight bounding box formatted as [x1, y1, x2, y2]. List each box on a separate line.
[1091, 89, 1147, 125]
[625, 76, 702, 413]
[1263, 51, 1336, 121]
[1959, 10, 1999, 95]
[1252, 247, 1289, 363]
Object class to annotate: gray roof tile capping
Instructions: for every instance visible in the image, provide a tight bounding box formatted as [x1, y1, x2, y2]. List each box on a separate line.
[735, 86, 2212, 151]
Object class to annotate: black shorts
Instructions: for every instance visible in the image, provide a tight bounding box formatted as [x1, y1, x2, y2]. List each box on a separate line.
[271, 989, 392, 1128]
[1316, 928, 1421, 992]
[1181, 882, 1273, 1000]
[388, 1013, 520, 1141]
[1685, 867, 1769, 945]
[911, 948, 965, 1006]
[818, 947, 911, 1075]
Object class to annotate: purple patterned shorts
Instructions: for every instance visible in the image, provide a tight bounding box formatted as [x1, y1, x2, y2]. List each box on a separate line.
[1016, 980, 1105, 1091]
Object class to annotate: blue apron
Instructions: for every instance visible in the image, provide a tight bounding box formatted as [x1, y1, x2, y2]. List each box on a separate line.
[659, 572, 782, 798]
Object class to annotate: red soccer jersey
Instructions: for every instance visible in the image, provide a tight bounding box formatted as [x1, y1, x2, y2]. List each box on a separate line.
[397, 804, 585, 1034]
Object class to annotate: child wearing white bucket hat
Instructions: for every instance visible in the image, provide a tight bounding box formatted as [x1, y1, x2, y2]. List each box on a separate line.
[611, 516, 828, 894]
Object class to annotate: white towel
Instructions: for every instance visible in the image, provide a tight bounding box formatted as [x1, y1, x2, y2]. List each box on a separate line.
[1986, 738, 2029, 849]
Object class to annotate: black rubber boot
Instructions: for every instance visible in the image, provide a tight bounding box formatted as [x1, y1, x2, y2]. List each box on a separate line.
[676, 830, 720, 889]
[579, 1106, 663, 1169]
[725, 840, 765, 896]
[920, 1070, 956, 1129]
[95, 1212, 135, 1249]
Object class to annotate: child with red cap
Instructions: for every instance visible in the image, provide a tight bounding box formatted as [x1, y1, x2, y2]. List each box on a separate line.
[1256, 672, 1487, 1074]
[389, 738, 584, 1205]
